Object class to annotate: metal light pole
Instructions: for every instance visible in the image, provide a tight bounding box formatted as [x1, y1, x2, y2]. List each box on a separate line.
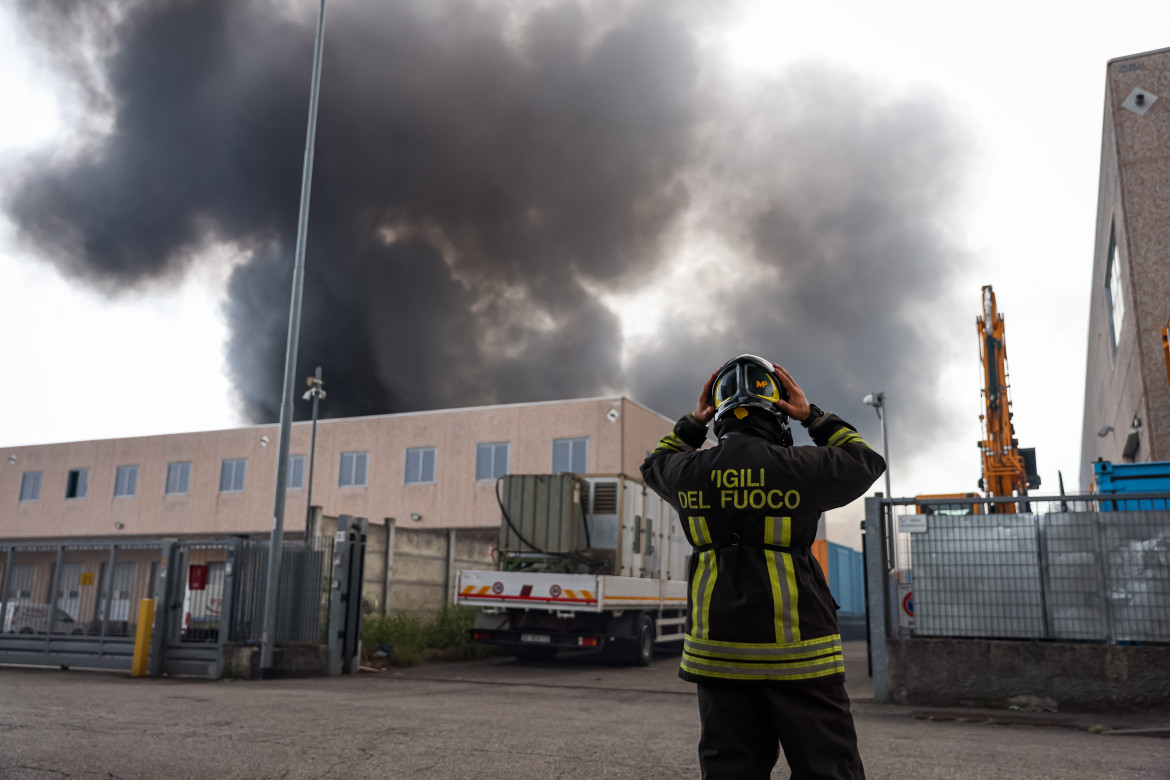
[862, 392, 892, 498]
[259, 0, 328, 679]
[303, 367, 325, 541]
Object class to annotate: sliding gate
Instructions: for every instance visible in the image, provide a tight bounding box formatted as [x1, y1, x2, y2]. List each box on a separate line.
[0, 541, 165, 671]
[2, 528, 357, 678]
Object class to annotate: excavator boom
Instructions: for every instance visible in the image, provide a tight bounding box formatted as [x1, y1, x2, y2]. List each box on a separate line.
[977, 285, 1029, 511]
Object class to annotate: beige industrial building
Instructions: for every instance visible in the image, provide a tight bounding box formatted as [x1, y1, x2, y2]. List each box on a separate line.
[1080, 47, 1170, 490]
[1, 396, 673, 541]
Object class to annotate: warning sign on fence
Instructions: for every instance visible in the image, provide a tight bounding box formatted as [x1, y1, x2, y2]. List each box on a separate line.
[898, 583, 914, 630]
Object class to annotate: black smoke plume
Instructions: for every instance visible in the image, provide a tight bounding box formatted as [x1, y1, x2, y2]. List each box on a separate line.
[7, 0, 972, 459]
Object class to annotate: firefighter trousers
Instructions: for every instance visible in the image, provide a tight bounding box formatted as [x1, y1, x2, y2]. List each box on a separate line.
[696, 679, 864, 780]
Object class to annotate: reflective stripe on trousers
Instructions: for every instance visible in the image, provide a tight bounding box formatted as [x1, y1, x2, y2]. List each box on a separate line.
[683, 633, 844, 681]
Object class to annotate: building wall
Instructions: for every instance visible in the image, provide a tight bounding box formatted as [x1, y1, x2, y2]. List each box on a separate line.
[0, 396, 672, 540]
[620, 397, 685, 478]
[1081, 48, 1170, 489]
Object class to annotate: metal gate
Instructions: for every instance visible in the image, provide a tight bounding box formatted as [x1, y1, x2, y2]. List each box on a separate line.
[150, 540, 240, 678]
[3, 527, 360, 678]
[0, 541, 165, 671]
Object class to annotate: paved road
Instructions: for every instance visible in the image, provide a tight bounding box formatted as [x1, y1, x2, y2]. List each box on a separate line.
[1, 642, 1166, 779]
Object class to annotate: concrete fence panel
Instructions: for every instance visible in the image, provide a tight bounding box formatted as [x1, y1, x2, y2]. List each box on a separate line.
[318, 514, 495, 616]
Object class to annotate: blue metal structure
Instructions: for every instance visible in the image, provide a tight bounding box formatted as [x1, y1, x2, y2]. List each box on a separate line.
[826, 541, 866, 617]
[1094, 461, 1170, 509]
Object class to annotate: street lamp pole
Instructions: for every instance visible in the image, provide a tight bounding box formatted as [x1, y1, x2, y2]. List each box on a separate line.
[303, 366, 325, 541]
[259, 0, 328, 679]
[863, 392, 892, 498]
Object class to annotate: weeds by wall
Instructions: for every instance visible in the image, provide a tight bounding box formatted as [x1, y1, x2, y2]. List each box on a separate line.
[362, 606, 493, 667]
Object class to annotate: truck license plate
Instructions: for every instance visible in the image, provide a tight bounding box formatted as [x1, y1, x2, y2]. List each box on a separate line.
[520, 633, 550, 644]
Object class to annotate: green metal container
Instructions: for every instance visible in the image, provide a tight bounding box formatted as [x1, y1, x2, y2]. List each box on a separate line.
[497, 475, 588, 572]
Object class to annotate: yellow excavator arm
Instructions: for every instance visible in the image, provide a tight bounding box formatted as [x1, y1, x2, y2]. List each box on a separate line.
[976, 286, 1029, 511]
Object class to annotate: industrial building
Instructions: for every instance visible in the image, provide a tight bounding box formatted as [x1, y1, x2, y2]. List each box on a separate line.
[1080, 46, 1170, 489]
[1, 396, 672, 540]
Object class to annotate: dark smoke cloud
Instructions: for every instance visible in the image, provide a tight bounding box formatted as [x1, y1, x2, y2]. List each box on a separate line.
[629, 68, 974, 452]
[7, 0, 972, 457]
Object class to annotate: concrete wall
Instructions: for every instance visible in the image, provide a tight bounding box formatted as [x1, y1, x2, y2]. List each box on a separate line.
[223, 642, 328, 680]
[1081, 48, 1170, 488]
[886, 638, 1170, 711]
[0, 396, 672, 540]
[361, 519, 496, 615]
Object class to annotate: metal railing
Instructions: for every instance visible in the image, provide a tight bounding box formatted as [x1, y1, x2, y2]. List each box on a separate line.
[231, 536, 333, 643]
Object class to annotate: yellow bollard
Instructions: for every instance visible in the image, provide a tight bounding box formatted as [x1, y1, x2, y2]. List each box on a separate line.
[131, 598, 155, 677]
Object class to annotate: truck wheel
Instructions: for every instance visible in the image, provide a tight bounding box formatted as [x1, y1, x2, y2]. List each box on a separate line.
[630, 614, 654, 667]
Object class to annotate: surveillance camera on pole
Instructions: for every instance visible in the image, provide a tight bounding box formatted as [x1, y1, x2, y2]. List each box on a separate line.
[303, 367, 325, 540]
[862, 391, 892, 498]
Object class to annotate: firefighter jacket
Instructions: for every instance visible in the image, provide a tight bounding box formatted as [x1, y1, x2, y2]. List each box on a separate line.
[641, 410, 885, 686]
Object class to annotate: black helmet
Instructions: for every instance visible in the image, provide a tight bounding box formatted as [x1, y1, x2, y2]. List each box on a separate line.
[711, 354, 788, 425]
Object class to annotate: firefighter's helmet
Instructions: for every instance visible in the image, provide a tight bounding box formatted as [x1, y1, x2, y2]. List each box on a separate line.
[710, 354, 788, 425]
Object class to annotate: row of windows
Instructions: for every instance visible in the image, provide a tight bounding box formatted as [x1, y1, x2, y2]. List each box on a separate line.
[15, 437, 589, 503]
[20, 454, 317, 503]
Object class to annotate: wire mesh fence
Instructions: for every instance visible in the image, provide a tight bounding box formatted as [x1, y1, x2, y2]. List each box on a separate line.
[884, 496, 1170, 643]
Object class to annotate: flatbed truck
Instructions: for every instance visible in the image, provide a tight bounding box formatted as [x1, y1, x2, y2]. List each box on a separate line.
[456, 474, 689, 664]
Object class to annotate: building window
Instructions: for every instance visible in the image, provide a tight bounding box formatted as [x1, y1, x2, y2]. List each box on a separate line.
[476, 442, 509, 481]
[405, 447, 436, 485]
[219, 459, 246, 493]
[287, 454, 306, 490]
[114, 465, 139, 498]
[65, 468, 89, 500]
[19, 472, 42, 502]
[339, 451, 368, 488]
[1106, 222, 1125, 355]
[166, 462, 191, 495]
[552, 437, 588, 474]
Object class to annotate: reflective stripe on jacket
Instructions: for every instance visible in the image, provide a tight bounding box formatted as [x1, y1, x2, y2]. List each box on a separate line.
[641, 411, 885, 686]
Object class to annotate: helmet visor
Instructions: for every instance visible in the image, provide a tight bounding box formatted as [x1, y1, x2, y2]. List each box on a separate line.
[713, 369, 738, 407]
[744, 363, 781, 403]
[712, 360, 782, 409]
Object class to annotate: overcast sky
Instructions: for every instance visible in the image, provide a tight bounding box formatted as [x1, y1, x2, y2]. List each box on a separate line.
[2, 1, 1168, 548]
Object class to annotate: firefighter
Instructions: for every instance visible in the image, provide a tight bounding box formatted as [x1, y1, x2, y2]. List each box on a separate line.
[641, 354, 885, 780]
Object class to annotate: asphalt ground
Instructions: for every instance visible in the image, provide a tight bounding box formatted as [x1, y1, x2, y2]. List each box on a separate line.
[1, 642, 1167, 779]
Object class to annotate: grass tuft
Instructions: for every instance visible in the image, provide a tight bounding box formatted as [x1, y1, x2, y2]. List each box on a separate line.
[362, 606, 494, 667]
